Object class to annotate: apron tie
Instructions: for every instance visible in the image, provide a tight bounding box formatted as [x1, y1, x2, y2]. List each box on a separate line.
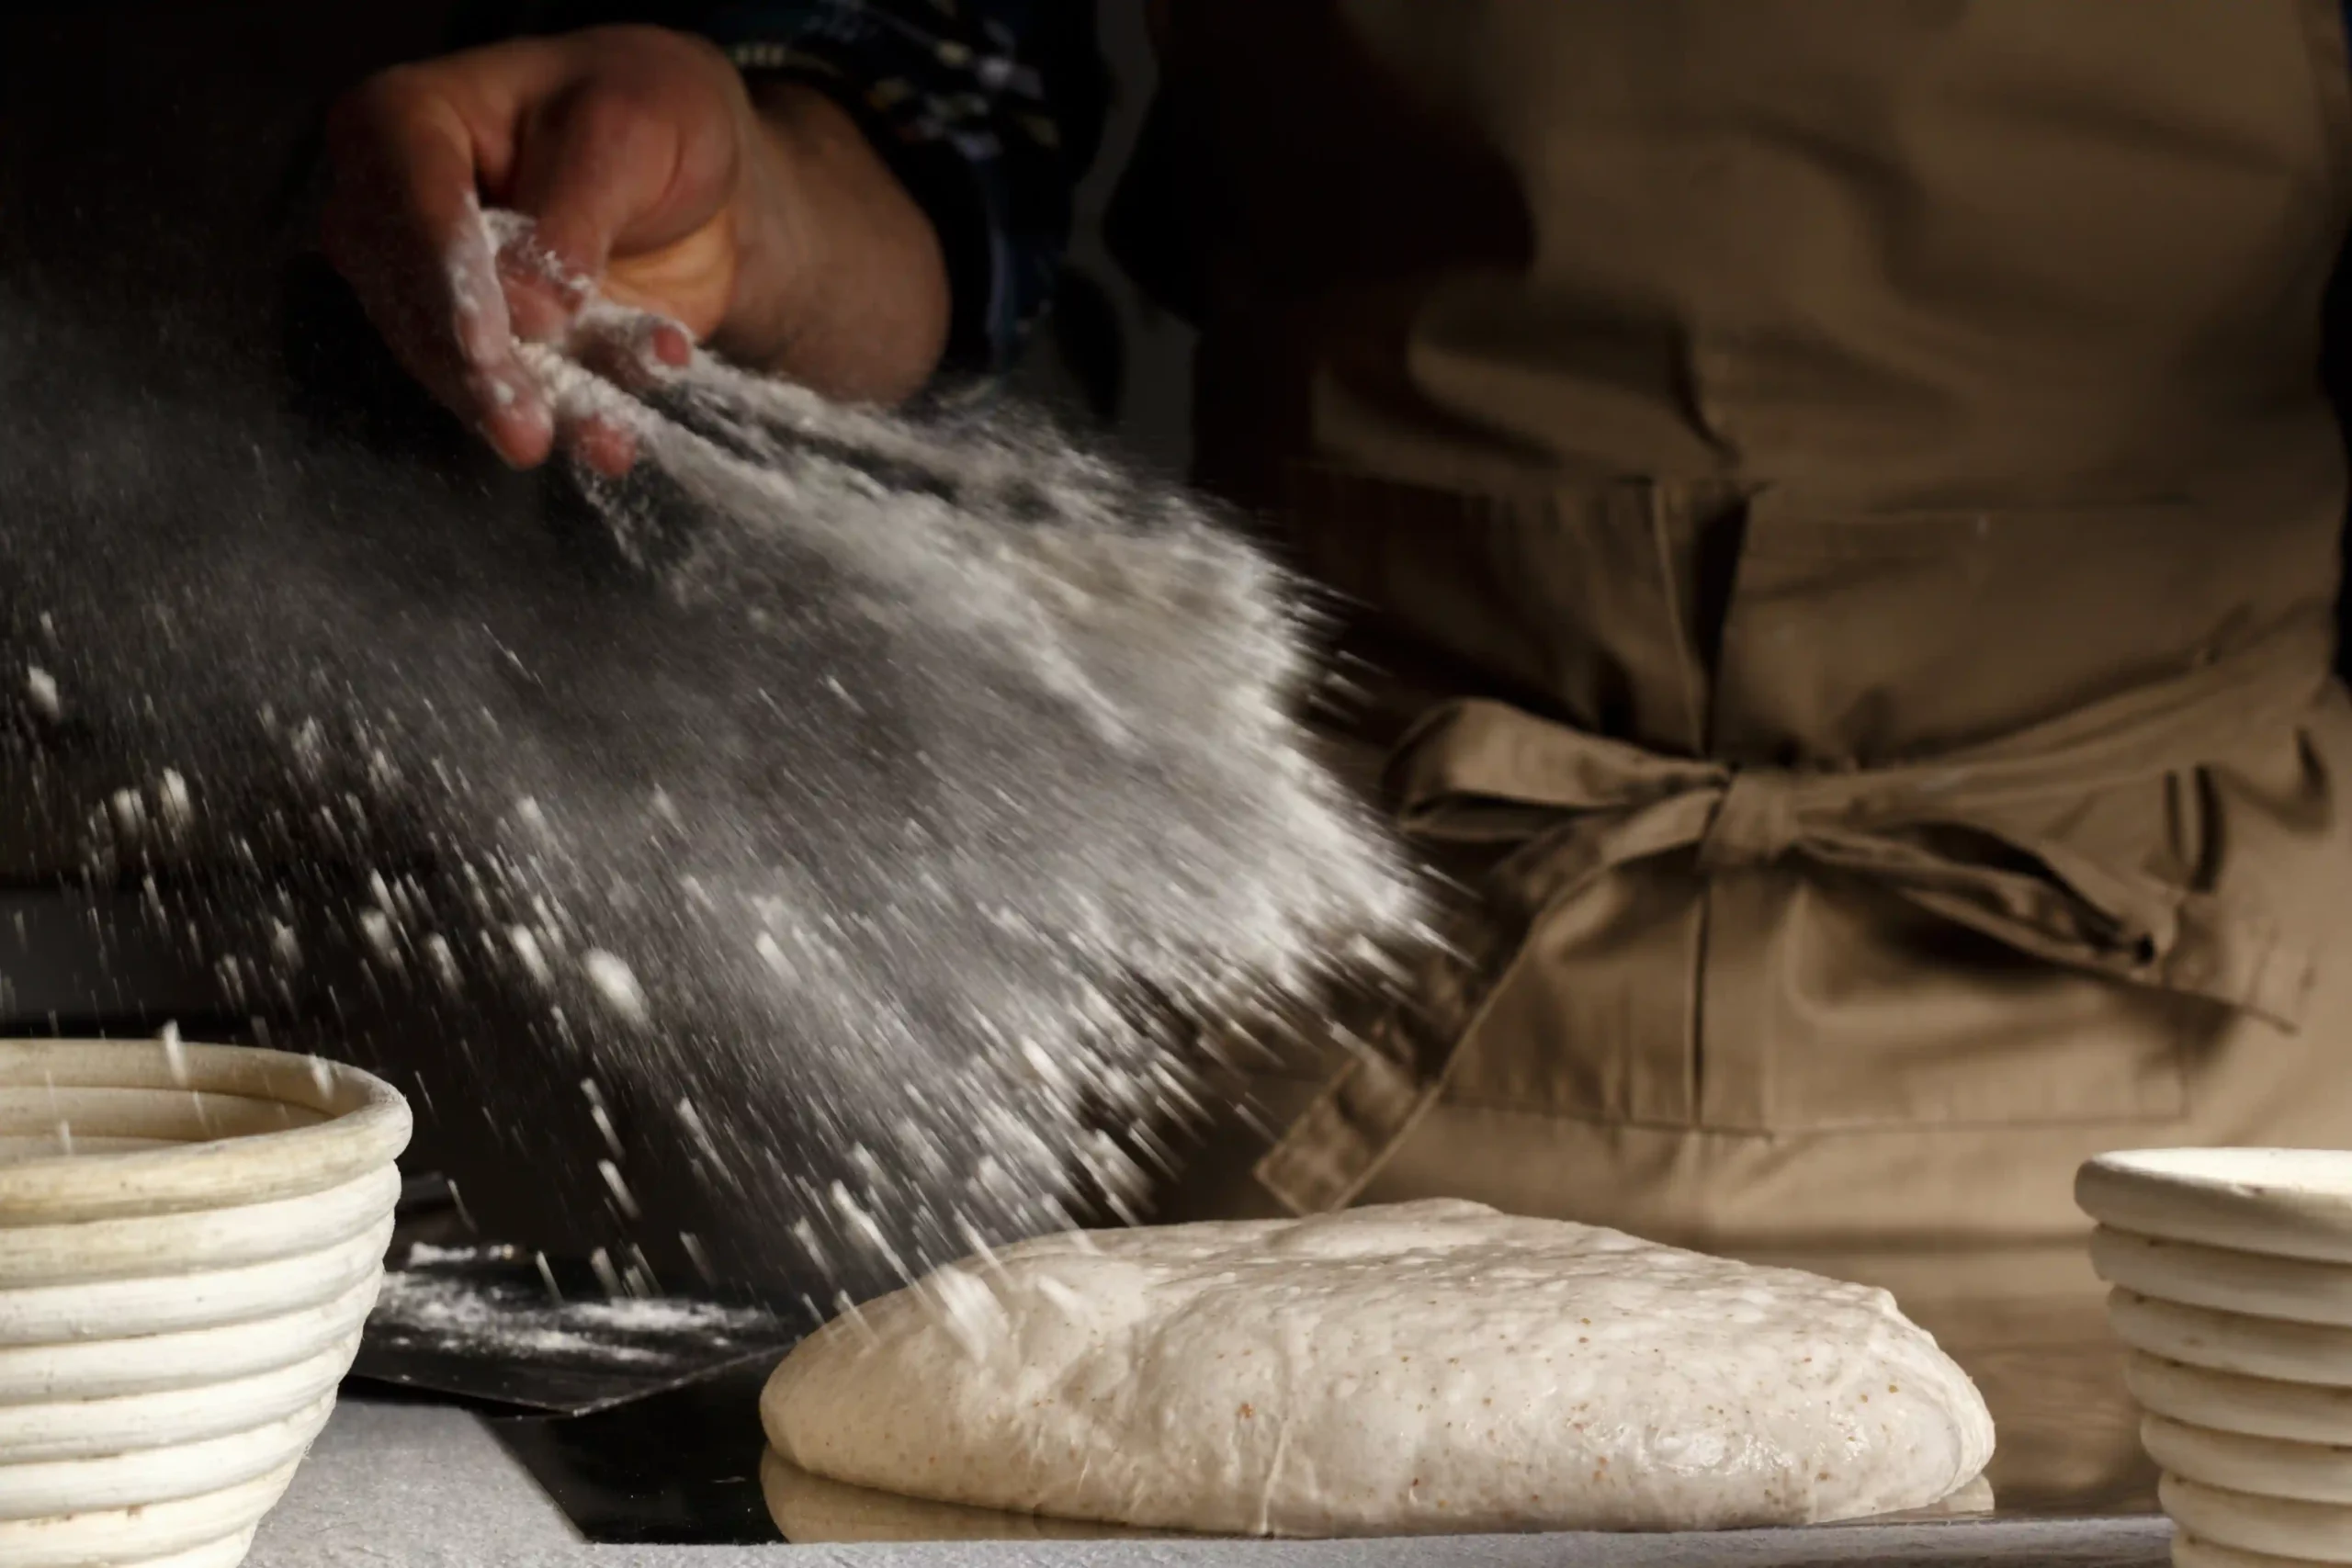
[1699, 769, 1806, 868]
[1256, 615, 2335, 1215]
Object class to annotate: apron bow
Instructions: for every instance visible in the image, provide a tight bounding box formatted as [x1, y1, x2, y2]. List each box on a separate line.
[1699, 768, 1808, 868]
[1254, 615, 2333, 1215]
[1387, 625, 2321, 1027]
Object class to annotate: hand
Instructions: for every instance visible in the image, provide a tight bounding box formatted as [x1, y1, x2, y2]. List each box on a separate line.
[322, 26, 953, 473]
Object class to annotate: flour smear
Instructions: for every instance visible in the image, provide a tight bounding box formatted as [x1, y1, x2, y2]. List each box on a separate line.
[0, 211, 1419, 1298]
[371, 1257, 778, 1370]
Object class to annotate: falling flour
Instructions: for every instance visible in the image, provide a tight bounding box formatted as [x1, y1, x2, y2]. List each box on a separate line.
[0, 208, 1421, 1299]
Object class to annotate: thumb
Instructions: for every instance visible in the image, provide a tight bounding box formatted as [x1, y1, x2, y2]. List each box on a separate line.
[503, 86, 689, 340]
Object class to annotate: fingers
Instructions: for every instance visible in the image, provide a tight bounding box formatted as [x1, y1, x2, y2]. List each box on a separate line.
[650, 320, 695, 370]
[322, 68, 557, 468]
[488, 66, 714, 479]
[574, 309, 691, 389]
[562, 415, 640, 479]
[323, 32, 728, 478]
[548, 303, 696, 477]
[505, 83, 686, 342]
[452, 204, 561, 466]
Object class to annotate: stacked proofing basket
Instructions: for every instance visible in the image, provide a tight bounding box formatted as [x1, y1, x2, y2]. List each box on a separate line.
[0, 1041, 409, 1568]
[2080, 1149, 2352, 1568]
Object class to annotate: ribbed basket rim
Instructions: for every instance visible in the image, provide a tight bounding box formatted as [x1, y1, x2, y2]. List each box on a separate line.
[0, 1042, 409, 1225]
[2080, 1148, 2352, 1266]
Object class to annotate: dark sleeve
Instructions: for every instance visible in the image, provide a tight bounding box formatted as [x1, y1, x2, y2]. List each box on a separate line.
[688, 1, 1110, 378]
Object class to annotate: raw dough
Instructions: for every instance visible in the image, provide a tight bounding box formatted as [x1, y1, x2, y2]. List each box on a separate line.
[760, 1450, 1177, 1543]
[761, 1200, 1994, 1536]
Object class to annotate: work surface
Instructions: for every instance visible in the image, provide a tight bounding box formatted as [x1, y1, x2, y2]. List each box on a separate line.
[246, 1399, 2173, 1568]
[264, 1210, 2171, 1563]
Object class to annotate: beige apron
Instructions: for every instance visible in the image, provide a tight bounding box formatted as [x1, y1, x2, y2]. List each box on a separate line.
[1127, 5, 2352, 1497]
[1114, 0, 2352, 1504]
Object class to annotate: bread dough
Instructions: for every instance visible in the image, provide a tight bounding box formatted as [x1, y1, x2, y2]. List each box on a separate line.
[760, 1450, 1179, 1543]
[758, 1450, 1996, 1544]
[761, 1200, 1993, 1536]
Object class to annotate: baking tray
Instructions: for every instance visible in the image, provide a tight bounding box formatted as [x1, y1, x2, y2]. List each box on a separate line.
[348, 1175, 808, 1416]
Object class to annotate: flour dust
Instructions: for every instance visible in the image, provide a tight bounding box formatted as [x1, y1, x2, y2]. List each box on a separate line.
[0, 216, 1419, 1300]
[373, 1244, 782, 1369]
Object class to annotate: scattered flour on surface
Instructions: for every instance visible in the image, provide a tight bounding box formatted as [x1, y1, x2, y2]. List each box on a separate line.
[370, 1267, 779, 1368]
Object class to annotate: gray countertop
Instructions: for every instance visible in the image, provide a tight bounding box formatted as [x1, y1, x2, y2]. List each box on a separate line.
[248, 1399, 2176, 1568]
